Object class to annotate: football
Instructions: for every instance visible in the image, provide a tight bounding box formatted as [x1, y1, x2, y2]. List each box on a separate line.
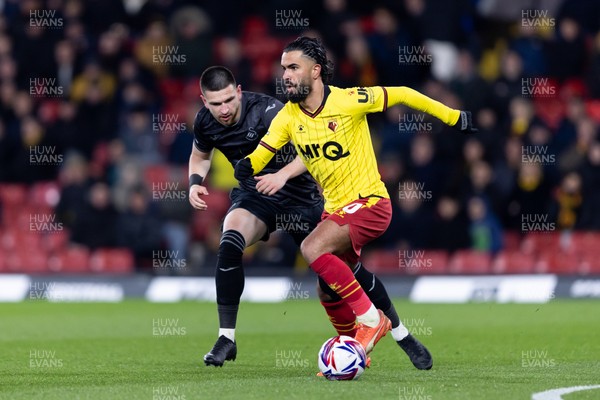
[317, 335, 367, 380]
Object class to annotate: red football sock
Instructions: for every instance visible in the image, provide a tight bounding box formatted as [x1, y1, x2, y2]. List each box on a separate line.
[321, 299, 357, 337]
[311, 253, 372, 316]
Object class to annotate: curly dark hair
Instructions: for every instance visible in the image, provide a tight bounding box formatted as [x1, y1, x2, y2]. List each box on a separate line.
[283, 37, 334, 84]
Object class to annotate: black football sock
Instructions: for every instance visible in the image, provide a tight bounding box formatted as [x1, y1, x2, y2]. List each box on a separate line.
[353, 262, 401, 329]
[215, 230, 246, 337]
[318, 276, 343, 302]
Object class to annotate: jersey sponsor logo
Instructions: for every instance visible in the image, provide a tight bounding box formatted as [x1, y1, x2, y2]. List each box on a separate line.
[357, 87, 369, 103]
[246, 127, 257, 141]
[298, 141, 350, 161]
[265, 103, 277, 113]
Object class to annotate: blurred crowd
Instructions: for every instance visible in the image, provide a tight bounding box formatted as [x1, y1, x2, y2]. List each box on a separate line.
[0, 0, 599, 272]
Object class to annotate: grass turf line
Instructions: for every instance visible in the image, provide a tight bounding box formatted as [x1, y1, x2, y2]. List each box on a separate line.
[0, 300, 599, 400]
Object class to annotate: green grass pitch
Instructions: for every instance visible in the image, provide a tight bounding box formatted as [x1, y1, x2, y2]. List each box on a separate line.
[1, 299, 599, 400]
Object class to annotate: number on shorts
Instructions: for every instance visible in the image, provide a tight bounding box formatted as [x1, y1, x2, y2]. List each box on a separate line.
[342, 202, 363, 214]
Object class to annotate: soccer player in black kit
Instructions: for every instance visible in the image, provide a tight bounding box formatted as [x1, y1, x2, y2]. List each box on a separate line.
[190, 66, 431, 371]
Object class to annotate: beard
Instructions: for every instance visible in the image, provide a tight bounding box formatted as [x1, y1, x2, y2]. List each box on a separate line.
[285, 81, 311, 103]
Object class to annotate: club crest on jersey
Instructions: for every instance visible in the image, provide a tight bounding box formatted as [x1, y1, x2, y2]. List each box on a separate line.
[246, 127, 257, 141]
[328, 121, 338, 132]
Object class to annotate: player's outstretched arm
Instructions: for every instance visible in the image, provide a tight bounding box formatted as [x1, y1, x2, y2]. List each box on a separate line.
[234, 128, 290, 180]
[387, 86, 478, 133]
[255, 155, 307, 196]
[188, 145, 213, 210]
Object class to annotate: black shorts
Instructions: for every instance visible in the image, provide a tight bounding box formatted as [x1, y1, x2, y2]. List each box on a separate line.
[227, 188, 323, 246]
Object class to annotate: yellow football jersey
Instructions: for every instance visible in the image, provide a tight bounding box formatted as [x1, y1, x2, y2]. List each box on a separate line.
[248, 85, 460, 213]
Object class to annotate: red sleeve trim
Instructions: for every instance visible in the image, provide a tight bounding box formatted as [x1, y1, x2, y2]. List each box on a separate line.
[381, 87, 388, 111]
[259, 140, 277, 153]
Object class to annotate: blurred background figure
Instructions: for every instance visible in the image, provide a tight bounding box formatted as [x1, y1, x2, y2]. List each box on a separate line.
[0, 0, 598, 275]
[467, 196, 503, 254]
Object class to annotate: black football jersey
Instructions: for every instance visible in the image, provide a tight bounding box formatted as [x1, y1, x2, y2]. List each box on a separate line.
[193, 91, 321, 207]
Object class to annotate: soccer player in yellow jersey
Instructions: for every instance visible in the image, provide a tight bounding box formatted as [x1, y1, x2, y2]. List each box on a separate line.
[235, 37, 477, 357]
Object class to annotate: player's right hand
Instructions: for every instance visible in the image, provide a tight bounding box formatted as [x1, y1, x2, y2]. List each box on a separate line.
[189, 184, 209, 210]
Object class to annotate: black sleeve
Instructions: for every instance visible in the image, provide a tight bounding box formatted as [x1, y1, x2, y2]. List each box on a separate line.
[262, 97, 285, 127]
[193, 115, 213, 153]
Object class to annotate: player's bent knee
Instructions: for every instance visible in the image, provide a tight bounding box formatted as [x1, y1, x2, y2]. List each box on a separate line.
[300, 237, 321, 264]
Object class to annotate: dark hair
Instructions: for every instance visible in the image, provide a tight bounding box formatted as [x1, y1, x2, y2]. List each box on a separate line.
[200, 66, 236, 92]
[283, 37, 334, 84]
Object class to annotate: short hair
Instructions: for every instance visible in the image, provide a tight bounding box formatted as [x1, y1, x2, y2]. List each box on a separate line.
[200, 66, 236, 93]
[283, 37, 334, 84]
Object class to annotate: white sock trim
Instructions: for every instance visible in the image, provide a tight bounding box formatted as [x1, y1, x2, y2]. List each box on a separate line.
[219, 328, 235, 342]
[356, 304, 379, 327]
[392, 324, 409, 341]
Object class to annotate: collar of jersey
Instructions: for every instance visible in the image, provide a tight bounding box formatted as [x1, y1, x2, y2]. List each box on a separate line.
[299, 85, 331, 118]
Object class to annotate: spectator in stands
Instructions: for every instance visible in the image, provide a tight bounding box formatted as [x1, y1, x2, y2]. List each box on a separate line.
[169, 6, 212, 77]
[116, 184, 163, 269]
[464, 160, 505, 218]
[429, 195, 470, 252]
[467, 196, 503, 253]
[559, 118, 598, 173]
[578, 142, 600, 229]
[71, 181, 117, 249]
[546, 17, 587, 81]
[549, 171, 583, 231]
[72, 61, 118, 148]
[407, 134, 444, 206]
[56, 152, 92, 230]
[4, 116, 60, 183]
[376, 179, 433, 250]
[118, 103, 162, 165]
[134, 20, 173, 78]
[450, 49, 490, 115]
[47, 100, 83, 156]
[490, 50, 524, 119]
[506, 162, 552, 230]
[587, 32, 600, 99]
[52, 40, 79, 96]
[368, 7, 424, 86]
[554, 96, 585, 155]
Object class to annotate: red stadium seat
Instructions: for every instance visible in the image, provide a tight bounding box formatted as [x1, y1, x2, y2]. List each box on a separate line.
[3, 205, 54, 230]
[89, 248, 134, 274]
[520, 232, 561, 254]
[47, 247, 91, 274]
[535, 250, 580, 275]
[502, 231, 522, 251]
[448, 250, 492, 274]
[404, 250, 449, 275]
[29, 181, 60, 208]
[361, 250, 400, 273]
[41, 230, 70, 252]
[568, 231, 600, 254]
[0, 184, 28, 206]
[6, 249, 49, 273]
[492, 250, 536, 274]
[201, 189, 231, 218]
[1, 229, 42, 251]
[0, 248, 6, 272]
[580, 253, 600, 275]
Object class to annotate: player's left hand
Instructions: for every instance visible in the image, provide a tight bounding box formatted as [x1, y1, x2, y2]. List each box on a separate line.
[255, 173, 286, 196]
[454, 111, 478, 133]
